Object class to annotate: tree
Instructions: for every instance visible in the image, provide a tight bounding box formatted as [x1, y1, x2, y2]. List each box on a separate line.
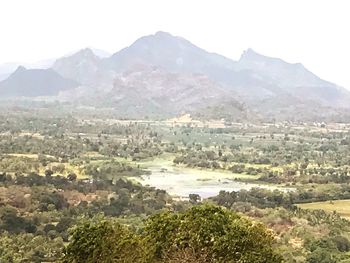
[306, 248, 337, 263]
[164, 247, 208, 263]
[188, 194, 201, 204]
[63, 205, 281, 262]
[0, 206, 36, 234]
[63, 217, 147, 263]
[144, 204, 282, 263]
[331, 235, 350, 252]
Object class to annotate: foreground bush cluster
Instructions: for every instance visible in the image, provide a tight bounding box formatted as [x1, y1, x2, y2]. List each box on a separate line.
[63, 205, 282, 263]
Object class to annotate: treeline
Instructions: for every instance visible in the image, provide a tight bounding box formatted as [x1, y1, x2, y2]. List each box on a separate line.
[211, 186, 350, 209]
[260, 165, 350, 184]
[173, 147, 350, 184]
[63, 205, 282, 263]
[0, 129, 164, 161]
[0, 173, 175, 262]
[211, 189, 350, 262]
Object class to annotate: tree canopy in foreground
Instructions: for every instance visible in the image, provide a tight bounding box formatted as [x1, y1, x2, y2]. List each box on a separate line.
[63, 204, 282, 263]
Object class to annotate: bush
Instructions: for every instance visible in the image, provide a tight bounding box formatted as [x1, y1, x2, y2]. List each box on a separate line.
[63, 217, 147, 263]
[63, 205, 282, 263]
[144, 204, 282, 263]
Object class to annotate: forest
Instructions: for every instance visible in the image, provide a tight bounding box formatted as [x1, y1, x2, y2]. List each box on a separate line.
[2, 111, 350, 262]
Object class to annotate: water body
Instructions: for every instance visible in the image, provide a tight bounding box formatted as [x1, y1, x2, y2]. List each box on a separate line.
[131, 160, 291, 199]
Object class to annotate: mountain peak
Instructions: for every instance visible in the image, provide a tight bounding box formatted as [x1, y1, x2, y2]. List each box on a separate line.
[52, 47, 106, 86]
[107, 30, 238, 74]
[0, 67, 78, 97]
[74, 48, 97, 58]
[240, 48, 265, 61]
[133, 31, 181, 46]
[15, 65, 26, 73]
[154, 31, 173, 38]
[240, 49, 304, 68]
[87, 47, 111, 58]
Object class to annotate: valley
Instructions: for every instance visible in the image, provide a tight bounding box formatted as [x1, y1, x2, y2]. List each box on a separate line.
[2, 111, 350, 261]
[1, 0, 349, 261]
[0, 29, 350, 263]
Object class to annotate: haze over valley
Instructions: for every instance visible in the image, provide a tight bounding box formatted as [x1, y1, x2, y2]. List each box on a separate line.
[1, 1, 350, 262]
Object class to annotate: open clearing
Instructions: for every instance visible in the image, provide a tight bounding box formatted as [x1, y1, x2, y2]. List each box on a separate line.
[298, 200, 350, 220]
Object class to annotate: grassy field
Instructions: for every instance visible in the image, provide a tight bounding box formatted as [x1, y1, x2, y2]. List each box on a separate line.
[298, 200, 350, 220]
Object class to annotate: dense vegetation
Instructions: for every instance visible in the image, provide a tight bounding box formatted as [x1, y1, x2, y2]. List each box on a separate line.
[63, 205, 281, 263]
[2, 112, 350, 262]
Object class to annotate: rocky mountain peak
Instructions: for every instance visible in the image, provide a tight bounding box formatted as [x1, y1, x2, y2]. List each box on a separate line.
[14, 65, 27, 74]
[67, 48, 99, 61]
[240, 48, 261, 60]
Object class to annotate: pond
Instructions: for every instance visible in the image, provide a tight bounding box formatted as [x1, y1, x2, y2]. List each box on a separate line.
[130, 159, 291, 199]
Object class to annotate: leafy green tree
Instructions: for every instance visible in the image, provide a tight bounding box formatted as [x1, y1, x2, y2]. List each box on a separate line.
[331, 235, 350, 252]
[63, 217, 148, 263]
[0, 206, 36, 234]
[63, 205, 281, 262]
[144, 204, 282, 263]
[306, 248, 337, 263]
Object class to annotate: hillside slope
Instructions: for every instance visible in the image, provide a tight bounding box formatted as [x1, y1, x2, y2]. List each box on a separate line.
[0, 66, 78, 97]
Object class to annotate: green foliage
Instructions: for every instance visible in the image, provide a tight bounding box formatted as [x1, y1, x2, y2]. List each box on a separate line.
[5, 113, 350, 262]
[0, 233, 64, 262]
[63, 217, 148, 263]
[332, 235, 350, 252]
[85, 160, 149, 180]
[306, 248, 338, 263]
[305, 235, 350, 263]
[0, 206, 37, 234]
[144, 204, 282, 263]
[63, 205, 281, 262]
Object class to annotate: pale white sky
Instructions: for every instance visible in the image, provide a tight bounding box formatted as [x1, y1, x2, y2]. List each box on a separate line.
[0, 0, 349, 88]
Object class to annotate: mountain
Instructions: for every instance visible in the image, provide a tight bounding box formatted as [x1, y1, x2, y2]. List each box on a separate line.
[237, 48, 350, 107]
[0, 73, 10, 82]
[102, 32, 350, 119]
[105, 31, 237, 76]
[0, 48, 110, 82]
[0, 63, 21, 81]
[1, 31, 349, 121]
[102, 32, 288, 104]
[0, 59, 54, 76]
[0, 58, 55, 82]
[89, 47, 111, 58]
[58, 66, 247, 119]
[0, 63, 20, 74]
[52, 48, 114, 86]
[104, 32, 276, 99]
[0, 66, 78, 97]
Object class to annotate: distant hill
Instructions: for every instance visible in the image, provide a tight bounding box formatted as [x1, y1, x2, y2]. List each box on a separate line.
[52, 48, 114, 87]
[0, 59, 54, 80]
[1, 31, 349, 121]
[88, 47, 111, 58]
[0, 66, 78, 97]
[59, 66, 248, 120]
[104, 31, 237, 75]
[237, 48, 350, 107]
[0, 73, 10, 82]
[101, 31, 350, 120]
[0, 48, 110, 82]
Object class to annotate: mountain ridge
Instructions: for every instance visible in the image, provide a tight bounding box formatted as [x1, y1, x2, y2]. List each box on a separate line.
[0, 31, 349, 121]
[0, 66, 79, 97]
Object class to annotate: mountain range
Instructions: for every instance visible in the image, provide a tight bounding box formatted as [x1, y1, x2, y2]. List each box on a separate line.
[0, 31, 349, 121]
[0, 66, 78, 97]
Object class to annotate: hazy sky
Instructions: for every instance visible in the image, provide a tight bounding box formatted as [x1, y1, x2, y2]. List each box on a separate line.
[0, 0, 349, 88]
